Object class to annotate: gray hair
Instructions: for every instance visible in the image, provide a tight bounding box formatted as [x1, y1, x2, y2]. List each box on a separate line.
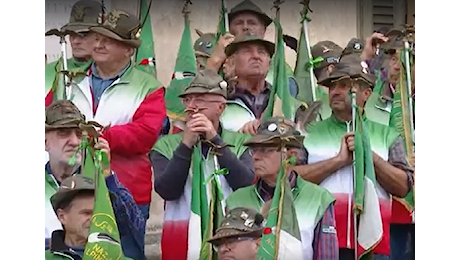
[288, 147, 308, 166]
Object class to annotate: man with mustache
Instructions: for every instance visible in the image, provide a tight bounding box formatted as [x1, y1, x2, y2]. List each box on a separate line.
[150, 69, 255, 260]
[45, 100, 145, 259]
[296, 57, 414, 260]
[45, 0, 103, 103]
[51, 9, 166, 228]
[226, 117, 339, 260]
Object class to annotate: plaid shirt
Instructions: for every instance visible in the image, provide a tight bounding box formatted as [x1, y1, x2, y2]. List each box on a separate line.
[388, 137, 414, 188]
[257, 172, 339, 260]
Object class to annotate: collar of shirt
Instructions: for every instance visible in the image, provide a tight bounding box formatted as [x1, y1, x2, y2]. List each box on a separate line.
[45, 162, 81, 186]
[257, 171, 297, 202]
[90, 61, 131, 80]
[233, 81, 271, 98]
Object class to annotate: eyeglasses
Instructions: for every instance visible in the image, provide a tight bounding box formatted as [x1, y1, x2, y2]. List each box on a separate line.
[182, 97, 223, 107]
[248, 147, 278, 156]
[213, 236, 258, 252]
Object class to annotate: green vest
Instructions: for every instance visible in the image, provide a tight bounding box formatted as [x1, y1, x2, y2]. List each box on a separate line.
[226, 177, 334, 260]
[304, 115, 399, 251]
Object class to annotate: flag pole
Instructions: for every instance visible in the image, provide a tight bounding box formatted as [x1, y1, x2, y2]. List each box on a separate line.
[350, 85, 358, 260]
[300, 0, 317, 102]
[402, 25, 415, 223]
[222, 0, 229, 32]
[45, 29, 71, 100]
[272, 0, 284, 43]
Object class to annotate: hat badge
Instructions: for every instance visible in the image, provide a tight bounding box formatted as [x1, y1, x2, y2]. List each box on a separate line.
[219, 81, 228, 89]
[267, 123, 277, 132]
[354, 43, 362, 50]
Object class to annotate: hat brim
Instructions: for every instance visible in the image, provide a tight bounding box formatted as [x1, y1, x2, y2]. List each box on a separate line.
[225, 39, 275, 57]
[319, 74, 375, 89]
[89, 26, 140, 48]
[244, 134, 305, 148]
[45, 117, 83, 131]
[50, 188, 95, 212]
[195, 50, 211, 58]
[228, 10, 272, 27]
[61, 23, 96, 34]
[207, 227, 263, 245]
[178, 85, 227, 99]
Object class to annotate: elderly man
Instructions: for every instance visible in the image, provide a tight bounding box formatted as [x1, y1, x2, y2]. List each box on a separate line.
[150, 69, 255, 260]
[206, 0, 298, 97]
[226, 117, 339, 260]
[207, 207, 265, 260]
[45, 0, 103, 103]
[46, 175, 133, 260]
[296, 57, 414, 260]
[53, 9, 166, 223]
[45, 100, 145, 259]
[220, 34, 302, 134]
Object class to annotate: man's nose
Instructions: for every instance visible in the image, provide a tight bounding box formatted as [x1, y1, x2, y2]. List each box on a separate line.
[67, 132, 81, 146]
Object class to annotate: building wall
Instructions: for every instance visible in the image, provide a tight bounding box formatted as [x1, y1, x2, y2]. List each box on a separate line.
[112, 0, 358, 86]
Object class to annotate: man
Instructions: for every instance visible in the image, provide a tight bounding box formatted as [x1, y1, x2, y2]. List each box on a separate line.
[206, 0, 298, 98]
[54, 9, 166, 222]
[296, 58, 414, 260]
[220, 34, 301, 134]
[46, 175, 133, 260]
[45, 100, 145, 259]
[194, 29, 216, 71]
[310, 40, 343, 120]
[207, 207, 265, 260]
[226, 117, 339, 260]
[150, 69, 255, 260]
[362, 29, 416, 260]
[45, 0, 103, 103]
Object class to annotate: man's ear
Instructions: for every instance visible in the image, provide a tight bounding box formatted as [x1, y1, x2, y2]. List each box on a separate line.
[56, 208, 67, 224]
[286, 149, 298, 163]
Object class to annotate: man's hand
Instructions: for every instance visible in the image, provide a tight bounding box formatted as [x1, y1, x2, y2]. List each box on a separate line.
[95, 137, 111, 177]
[239, 119, 261, 135]
[182, 113, 218, 148]
[336, 132, 354, 167]
[361, 32, 388, 60]
[207, 33, 235, 71]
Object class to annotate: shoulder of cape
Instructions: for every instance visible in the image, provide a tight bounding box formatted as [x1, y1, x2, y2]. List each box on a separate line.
[305, 117, 333, 134]
[152, 133, 184, 159]
[123, 65, 163, 93]
[226, 184, 256, 205]
[295, 178, 335, 204]
[365, 118, 400, 143]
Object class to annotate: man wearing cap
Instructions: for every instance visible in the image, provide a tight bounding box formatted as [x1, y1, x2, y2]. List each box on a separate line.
[219, 34, 302, 134]
[205, 0, 298, 97]
[150, 69, 255, 260]
[226, 117, 339, 260]
[45, 0, 104, 104]
[361, 29, 416, 260]
[45, 100, 146, 259]
[194, 29, 217, 71]
[295, 58, 414, 259]
[207, 207, 265, 260]
[56, 9, 166, 223]
[309, 40, 343, 120]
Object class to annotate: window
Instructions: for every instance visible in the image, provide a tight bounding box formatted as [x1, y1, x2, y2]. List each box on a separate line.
[358, 0, 407, 39]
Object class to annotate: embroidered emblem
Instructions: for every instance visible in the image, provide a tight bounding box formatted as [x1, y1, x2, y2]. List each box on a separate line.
[105, 10, 129, 28]
[73, 5, 87, 22]
[267, 123, 277, 132]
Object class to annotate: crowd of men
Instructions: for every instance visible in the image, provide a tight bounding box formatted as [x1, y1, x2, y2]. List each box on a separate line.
[44, 0, 415, 260]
